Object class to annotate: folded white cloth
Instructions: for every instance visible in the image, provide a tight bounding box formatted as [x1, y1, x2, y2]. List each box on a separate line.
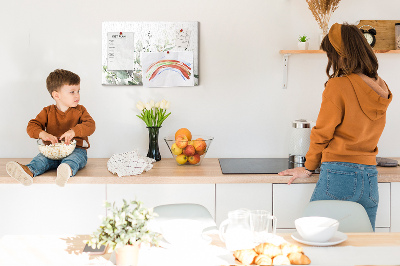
[107, 150, 156, 177]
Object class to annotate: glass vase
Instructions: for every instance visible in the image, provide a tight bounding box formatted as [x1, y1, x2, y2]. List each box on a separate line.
[147, 126, 161, 161]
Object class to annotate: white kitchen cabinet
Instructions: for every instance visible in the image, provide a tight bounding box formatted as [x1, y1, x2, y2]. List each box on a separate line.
[391, 183, 400, 232]
[0, 184, 106, 237]
[273, 184, 316, 229]
[215, 184, 273, 226]
[107, 184, 215, 219]
[377, 183, 391, 228]
[272, 183, 391, 230]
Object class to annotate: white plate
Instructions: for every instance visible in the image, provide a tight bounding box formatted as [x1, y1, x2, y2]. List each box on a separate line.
[291, 231, 348, 246]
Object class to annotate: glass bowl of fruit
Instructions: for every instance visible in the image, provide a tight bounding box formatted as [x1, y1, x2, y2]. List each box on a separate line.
[164, 134, 213, 166]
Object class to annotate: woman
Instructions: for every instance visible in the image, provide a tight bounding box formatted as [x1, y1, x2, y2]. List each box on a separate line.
[278, 23, 392, 230]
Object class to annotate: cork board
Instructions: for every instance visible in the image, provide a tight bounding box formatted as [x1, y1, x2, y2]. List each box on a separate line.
[357, 20, 400, 50]
[101, 21, 199, 86]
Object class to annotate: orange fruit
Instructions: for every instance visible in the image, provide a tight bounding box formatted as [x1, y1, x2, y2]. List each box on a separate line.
[175, 128, 192, 141]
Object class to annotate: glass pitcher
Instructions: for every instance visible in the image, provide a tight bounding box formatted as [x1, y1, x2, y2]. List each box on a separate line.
[219, 210, 254, 251]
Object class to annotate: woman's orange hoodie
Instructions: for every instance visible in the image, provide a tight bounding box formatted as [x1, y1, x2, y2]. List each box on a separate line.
[305, 73, 393, 170]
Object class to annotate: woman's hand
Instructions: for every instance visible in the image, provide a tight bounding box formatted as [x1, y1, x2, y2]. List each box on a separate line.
[39, 131, 58, 145]
[59, 129, 75, 145]
[278, 167, 312, 185]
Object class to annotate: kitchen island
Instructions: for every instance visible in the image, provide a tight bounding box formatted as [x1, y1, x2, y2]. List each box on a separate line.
[0, 158, 399, 236]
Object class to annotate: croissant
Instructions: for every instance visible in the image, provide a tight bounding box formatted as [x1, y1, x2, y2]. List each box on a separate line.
[287, 252, 311, 265]
[279, 242, 303, 256]
[254, 254, 273, 265]
[254, 243, 282, 257]
[272, 254, 291, 265]
[233, 249, 258, 265]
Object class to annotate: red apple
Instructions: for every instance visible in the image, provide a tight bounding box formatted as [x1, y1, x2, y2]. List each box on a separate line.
[196, 149, 206, 156]
[175, 135, 188, 149]
[188, 154, 201, 164]
[183, 145, 196, 156]
[193, 138, 207, 152]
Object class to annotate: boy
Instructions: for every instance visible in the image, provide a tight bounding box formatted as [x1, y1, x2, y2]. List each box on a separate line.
[6, 69, 96, 187]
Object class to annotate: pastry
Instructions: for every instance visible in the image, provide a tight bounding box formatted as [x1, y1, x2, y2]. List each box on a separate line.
[254, 254, 273, 265]
[233, 249, 258, 265]
[254, 243, 282, 257]
[287, 252, 311, 265]
[272, 255, 291, 265]
[279, 243, 303, 256]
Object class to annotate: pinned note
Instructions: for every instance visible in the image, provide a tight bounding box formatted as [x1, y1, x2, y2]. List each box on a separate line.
[107, 32, 134, 70]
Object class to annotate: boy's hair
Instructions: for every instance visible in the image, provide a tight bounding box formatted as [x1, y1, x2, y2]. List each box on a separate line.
[321, 23, 378, 80]
[46, 69, 80, 97]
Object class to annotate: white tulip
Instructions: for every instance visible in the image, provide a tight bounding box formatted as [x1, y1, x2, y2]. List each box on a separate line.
[155, 101, 160, 108]
[136, 103, 144, 111]
[160, 101, 166, 109]
[165, 101, 170, 109]
[150, 100, 155, 107]
[145, 103, 152, 110]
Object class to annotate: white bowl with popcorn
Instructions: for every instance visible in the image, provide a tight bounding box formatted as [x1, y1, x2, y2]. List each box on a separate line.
[37, 139, 76, 160]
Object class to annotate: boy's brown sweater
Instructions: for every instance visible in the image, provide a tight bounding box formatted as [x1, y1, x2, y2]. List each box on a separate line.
[305, 73, 393, 170]
[27, 105, 96, 149]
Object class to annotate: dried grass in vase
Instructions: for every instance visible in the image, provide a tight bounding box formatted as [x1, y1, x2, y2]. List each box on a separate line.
[306, 0, 341, 35]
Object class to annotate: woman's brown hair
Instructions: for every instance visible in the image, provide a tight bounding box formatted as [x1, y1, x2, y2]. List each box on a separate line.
[320, 23, 378, 80]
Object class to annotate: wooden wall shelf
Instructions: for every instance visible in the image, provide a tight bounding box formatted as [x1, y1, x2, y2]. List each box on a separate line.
[280, 50, 400, 54]
[280, 49, 400, 89]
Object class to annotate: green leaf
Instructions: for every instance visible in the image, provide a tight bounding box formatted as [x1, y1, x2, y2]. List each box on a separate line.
[115, 71, 129, 79]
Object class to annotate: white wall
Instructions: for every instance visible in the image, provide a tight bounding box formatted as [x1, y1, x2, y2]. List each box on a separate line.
[0, 0, 398, 159]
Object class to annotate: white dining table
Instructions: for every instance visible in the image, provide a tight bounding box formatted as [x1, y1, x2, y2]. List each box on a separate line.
[0, 233, 399, 266]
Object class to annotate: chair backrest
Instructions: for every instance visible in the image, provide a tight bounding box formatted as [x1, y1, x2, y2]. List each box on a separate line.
[153, 203, 217, 233]
[302, 200, 373, 232]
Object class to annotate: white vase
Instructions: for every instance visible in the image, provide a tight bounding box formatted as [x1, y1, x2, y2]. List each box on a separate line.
[115, 243, 140, 266]
[297, 41, 309, 50]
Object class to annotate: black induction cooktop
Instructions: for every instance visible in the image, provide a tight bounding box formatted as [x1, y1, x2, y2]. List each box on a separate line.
[218, 158, 292, 174]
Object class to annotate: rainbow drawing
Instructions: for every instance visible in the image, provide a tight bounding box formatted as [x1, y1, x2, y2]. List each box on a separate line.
[145, 60, 192, 81]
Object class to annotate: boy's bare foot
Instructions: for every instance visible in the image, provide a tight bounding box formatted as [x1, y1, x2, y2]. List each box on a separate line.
[6, 162, 34, 186]
[56, 163, 72, 187]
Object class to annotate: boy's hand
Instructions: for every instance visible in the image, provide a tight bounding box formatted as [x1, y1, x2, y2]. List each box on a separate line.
[59, 129, 75, 145]
[39, 131, 58, 145]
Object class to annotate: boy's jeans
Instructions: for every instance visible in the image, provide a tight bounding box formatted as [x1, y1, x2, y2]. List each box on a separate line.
[27, 148, 87, 177]
[310, 161, 379, 230]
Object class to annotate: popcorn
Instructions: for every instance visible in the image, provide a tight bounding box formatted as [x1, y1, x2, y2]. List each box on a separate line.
[38, 140, 76, 160]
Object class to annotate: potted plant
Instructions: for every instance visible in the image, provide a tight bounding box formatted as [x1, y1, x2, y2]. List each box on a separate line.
[298, 35, 310, 50]
[88, 200, 160, 266]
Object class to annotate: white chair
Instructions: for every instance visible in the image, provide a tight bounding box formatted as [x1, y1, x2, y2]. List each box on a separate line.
[302, 200, 373, 232]
[153, 203, 217, 233]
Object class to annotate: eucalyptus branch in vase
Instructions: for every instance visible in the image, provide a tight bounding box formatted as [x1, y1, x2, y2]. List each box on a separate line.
[136, 99, 171, 127]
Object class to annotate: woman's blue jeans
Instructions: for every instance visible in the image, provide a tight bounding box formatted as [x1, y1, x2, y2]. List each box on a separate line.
[310, 162, 379, 230]
[27, 148, 87, 177]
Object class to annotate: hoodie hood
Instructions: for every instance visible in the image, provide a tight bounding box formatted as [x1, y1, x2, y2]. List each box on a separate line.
[347, 73, 392, 120]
